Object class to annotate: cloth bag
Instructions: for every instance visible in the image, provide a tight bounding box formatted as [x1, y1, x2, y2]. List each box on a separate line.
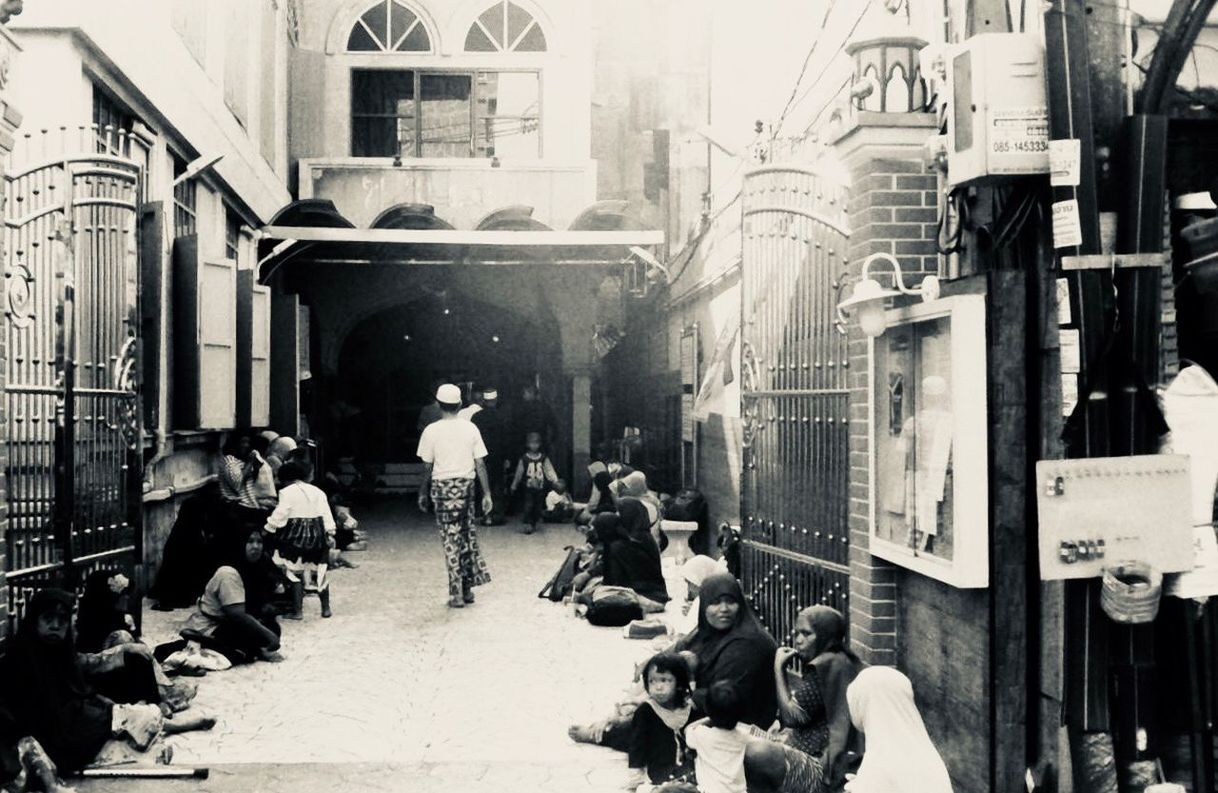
[586, 585, 644, 627]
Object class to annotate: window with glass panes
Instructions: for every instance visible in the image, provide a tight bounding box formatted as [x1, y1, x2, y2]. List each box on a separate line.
[351, 69, 540, 159]
[225, 209, 241, 261]
[172, 154, 197, 238]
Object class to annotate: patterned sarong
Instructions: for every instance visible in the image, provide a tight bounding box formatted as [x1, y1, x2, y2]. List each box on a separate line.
[431, 477, 491, 597]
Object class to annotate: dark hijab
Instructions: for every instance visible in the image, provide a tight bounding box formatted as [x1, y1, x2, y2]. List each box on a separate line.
[592, 472, 615, 513]
[76, 568, 131, 654]
[0, 589, 113, 772]
[679, 572, 779, 728]
[225, 526, 276, 616]
[617, 498, 654, 542]
[602, 499, 668, 604]
[801, 605, 864, 784]
[591, 511, 628, 545]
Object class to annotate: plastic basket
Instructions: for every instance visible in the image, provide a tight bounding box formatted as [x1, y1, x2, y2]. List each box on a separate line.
[1100, 561, 1162, 625]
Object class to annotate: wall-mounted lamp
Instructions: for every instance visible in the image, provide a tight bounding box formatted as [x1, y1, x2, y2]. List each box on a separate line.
[835, 252, 940, 338]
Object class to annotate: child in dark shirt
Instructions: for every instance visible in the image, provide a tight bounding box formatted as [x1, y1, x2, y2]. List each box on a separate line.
[626, 652, 696, 789]
[510, 432, 558, 534]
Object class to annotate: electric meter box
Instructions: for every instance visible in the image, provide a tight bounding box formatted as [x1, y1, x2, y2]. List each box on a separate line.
[946, 33, 1050, 187]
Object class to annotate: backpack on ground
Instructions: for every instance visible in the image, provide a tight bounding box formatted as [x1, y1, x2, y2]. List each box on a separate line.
[538, 546, 582, 602]
[585, 585, 644, 627]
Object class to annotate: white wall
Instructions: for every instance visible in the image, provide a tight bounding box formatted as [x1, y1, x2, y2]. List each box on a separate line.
[292, 0, 593, 163]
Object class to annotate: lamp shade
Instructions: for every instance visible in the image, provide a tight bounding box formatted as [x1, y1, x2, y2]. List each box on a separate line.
[837, 277, 899, 337]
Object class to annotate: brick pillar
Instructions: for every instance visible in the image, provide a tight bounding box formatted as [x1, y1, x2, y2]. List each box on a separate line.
[0, 24, 23, 637]
[833, 111, 940, 666]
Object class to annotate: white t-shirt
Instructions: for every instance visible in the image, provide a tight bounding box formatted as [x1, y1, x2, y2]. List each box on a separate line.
[457, 404, 483, 421]
[417, 417, 488, 480]
[685, 720, 766, 793]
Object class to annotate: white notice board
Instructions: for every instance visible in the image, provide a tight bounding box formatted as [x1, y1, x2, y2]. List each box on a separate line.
[1035, 455, 1194, 581]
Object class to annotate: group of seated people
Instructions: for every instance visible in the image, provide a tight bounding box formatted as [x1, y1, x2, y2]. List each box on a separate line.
[563, 470, 952, 793]
[0, 430, 371, 790]
[0, 580, 218, 791]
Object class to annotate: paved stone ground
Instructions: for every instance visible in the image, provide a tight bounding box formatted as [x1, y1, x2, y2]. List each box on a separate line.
[75, 499, 689, 793]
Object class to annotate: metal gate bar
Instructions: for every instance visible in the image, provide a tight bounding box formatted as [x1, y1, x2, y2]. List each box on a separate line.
[740, 166, 851, 646]
[4, 149, 142, 632]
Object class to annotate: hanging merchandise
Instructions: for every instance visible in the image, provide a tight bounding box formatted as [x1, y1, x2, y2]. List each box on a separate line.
[1160, 364, 1218, 599]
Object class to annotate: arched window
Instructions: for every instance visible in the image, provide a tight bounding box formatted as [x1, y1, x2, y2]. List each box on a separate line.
[347, 1, 432, 52]
[464, 1, 547, 53]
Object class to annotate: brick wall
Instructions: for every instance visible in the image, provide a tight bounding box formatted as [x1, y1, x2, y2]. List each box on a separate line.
[834, 114, 991, 793]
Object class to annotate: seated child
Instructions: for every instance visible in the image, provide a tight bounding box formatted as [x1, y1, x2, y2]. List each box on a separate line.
[542, 479, 576, 523]
[626, 653, 697, 789]
[684, 681, 769, 793]
[265, 460, 336, 619]
[510, 432, 559, 534]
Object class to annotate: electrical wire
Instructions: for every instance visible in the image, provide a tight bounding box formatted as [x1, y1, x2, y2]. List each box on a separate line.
[772, 0, 838, 138]
[783, 6, 870, 130]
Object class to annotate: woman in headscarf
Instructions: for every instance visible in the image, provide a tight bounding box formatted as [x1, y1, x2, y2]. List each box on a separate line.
[616, 471, 667, 550]
[675, 554, 723, 637]
[180, 525, 283, 664]
[571, 571, 778, 750]
[74, 569, 198, 715]
[602, 498, 669, 609]
[149, 488, 223, 610]
[844, 666, 952, 793]
[766, 606, 865, 790]
[577, 471, 617, 526]
[0, 590, 210, 775]
[674, 571, 779, 730]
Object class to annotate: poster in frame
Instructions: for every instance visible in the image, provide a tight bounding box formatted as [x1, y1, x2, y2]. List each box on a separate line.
[867, 293, 989, 588]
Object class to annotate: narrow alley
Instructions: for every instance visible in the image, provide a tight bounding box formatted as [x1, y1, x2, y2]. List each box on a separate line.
[81, 502, 664, 793]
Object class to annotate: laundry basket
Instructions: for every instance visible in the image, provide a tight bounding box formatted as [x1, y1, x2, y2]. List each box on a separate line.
[1100, 561, 1162, 625]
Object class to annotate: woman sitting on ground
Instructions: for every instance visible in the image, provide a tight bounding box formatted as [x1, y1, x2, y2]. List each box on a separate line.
[218, 433, 269, 532]
[616, 471, 667, 551]
[745, 606, 863, 793]
[264, 460, 335, 619]
[0, 590, 213, 776]
[601, 498, 669, 611]
[675, 572, 779, 728]
[74, 570, 198, 715]
[181, 527, 283, 664]
[577, 471, 617, 527]
[775, 606, 863, 786]
[570, 571, 777, 748]
[842, 666, 952, 793]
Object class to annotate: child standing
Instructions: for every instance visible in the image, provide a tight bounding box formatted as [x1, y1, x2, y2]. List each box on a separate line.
[684, 681, 769, 793]
[510, 431, 558, 534]
[264, 460, 335, 619]
[625, 652, 696, 789]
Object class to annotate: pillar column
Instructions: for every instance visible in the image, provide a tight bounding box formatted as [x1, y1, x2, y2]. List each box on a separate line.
[569, 368, 592, 495]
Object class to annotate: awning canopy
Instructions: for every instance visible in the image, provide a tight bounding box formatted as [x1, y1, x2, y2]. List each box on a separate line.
[257, 199, 663, 284]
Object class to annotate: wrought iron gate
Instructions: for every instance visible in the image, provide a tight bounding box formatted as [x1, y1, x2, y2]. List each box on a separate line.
[740, 166, 851, 646]
[4, 151, 143, 631]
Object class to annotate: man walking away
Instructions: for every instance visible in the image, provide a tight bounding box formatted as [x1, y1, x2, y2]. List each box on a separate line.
[417, 384, 495, 608]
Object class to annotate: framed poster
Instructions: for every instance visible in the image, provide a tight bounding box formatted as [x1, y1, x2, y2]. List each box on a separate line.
[868, 294, 989, 588]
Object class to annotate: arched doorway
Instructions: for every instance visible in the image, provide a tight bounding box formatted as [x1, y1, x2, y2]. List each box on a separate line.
[333, 290, 561, 465]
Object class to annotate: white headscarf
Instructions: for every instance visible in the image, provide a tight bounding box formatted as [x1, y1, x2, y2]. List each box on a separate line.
[846, 666, 953, 793]
[680, 555, 722, 587]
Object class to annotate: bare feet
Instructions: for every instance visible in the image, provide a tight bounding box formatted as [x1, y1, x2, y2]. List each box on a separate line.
[162, 713, 216, 735]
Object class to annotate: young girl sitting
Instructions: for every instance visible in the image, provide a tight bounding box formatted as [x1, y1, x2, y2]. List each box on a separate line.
[265, 460, 336, 619]
[625, 652, 696, 789]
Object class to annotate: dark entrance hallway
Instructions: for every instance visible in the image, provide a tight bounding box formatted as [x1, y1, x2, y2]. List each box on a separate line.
[332, 291, 562, 465]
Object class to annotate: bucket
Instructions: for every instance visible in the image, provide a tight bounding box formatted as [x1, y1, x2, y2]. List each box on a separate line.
[1100, 561, 1162, 624]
